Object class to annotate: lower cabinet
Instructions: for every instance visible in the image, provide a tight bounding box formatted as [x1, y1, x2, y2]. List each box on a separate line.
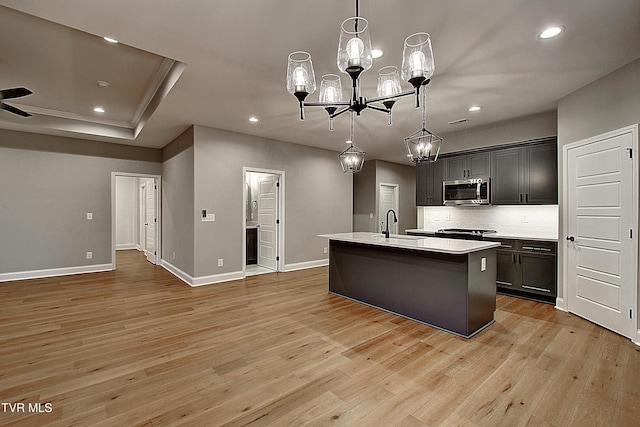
[246, 227, 257, 265]
[488, 238, 557, 303]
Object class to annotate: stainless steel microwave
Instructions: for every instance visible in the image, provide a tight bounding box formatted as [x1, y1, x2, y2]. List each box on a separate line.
[443, 178, 490, 206]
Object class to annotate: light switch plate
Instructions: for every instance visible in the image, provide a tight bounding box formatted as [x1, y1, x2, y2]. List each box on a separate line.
[86, 212, 93, 220]
[481, 257, 486, 271]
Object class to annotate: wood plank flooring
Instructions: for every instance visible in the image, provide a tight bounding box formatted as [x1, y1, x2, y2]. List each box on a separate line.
[0, 250, 638, 426]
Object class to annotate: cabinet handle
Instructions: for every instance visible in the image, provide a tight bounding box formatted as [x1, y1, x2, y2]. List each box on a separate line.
[522, 246, 552, 252]
[522, 285, 551, 293]
[512, 253, 516, 263]
[519, 194, 523, 203]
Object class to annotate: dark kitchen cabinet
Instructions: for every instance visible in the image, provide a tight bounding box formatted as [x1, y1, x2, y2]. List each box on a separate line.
[445, 152, 491, 180]
[487, 238, 557, 303]
[246, 227, 257, 265]
[416, 160, 444, 206]
[491, 140, 557, 205]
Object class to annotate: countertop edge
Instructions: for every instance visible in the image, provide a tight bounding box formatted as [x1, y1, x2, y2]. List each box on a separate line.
[319, 232, 500, 255]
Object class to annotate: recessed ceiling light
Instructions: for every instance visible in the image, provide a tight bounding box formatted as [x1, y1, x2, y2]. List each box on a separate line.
[93, 106, 105, 113]
[371, 48, 384, 59]
[538, 26, 565, 39]
[103, 36, 119, 44]
[97, 81, 110, 88]
[248, 116, 259, 123]
[468, 105, 482, 112]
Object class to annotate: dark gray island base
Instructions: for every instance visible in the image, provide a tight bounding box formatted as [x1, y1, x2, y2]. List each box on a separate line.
[326, 237, 498, 338]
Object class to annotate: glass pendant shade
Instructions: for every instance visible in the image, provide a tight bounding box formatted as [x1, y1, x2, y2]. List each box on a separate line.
[376, 66, 402, 98]
[319, 74, 343, 104]
[287, 51, 316, 96]
[337, 17, 373, 74]
[405, 130, 443, 163]
[401, 33, 435, 85]
[339, 144, 366, 173]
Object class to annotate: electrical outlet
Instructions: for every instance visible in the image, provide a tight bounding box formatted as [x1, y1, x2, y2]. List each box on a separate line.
[172, 252, 176, 260]
[522, 215, 529, 223]
[86, 251, 93, 259]
[86, 212, 93, 220]
[323, 247, 328, 254]
[217, 258, 223, 267]
[481, 257, 486, 271]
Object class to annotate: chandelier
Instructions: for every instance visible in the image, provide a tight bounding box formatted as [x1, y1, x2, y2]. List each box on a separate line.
[286, 0, 442, 171]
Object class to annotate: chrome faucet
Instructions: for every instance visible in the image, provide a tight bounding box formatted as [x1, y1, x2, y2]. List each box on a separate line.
[384, 209, 398, 238]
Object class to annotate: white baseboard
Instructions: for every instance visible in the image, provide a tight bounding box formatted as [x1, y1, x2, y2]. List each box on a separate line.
[283, 259, 328, 272]
[116, 244, 137, 250]
[0, 263, 114, 283]
[161, 259, 244, 286]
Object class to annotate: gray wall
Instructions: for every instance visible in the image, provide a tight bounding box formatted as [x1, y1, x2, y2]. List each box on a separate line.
[441, 111, 557, 154]
[376, 160, 417, 234]
[353, 160, 377, 232]
[0, 129, 161, 274]
[556, 58, 640, 301]
[353, 160, 417, 234]
[192, 126, 353, 278]
[161, 126, 196, 276]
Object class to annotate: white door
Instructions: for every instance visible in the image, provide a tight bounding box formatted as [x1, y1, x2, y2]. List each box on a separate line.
[566, 128, 636, 339]
[144, 179, 157, 264]
[258, 174, 278, 270]
[379, 184, 398, 234]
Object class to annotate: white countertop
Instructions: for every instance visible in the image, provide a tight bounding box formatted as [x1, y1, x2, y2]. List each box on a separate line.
[405, 229, 558, 242]
[319, 232, 500, 255]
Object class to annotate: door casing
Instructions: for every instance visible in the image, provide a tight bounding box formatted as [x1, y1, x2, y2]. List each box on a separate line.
[243, 167, 285, 275]
[111, 172, 162, 269]
[561, 124, 639, 344]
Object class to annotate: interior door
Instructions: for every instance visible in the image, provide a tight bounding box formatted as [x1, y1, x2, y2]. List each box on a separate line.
[144, 179, 157, 264]
[566, 129, 635, 339]
[258, 174, 278, 270]
[379, 184, 398, 234]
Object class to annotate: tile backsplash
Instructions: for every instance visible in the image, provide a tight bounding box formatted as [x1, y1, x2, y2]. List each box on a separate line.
[418, 205, 558, 239]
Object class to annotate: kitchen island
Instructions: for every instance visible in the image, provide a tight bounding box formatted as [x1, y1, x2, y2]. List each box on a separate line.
[319, 232, 500, 338]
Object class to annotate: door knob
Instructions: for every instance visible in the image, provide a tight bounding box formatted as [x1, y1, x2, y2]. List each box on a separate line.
[566, 236, 575, 242]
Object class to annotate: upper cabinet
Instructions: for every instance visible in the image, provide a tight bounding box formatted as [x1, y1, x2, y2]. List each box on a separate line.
[416, 160, 444, 206]
[491, 140, 557, 205]
[444, 152, 491, 180]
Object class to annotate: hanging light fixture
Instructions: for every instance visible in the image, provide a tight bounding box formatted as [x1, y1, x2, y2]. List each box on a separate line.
[339, 112, 366, 173]
[405, 88, 443, 163]
[286, 0, 441, 170]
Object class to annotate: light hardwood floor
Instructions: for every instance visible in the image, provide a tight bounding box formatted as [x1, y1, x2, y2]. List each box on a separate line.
[0, 250, 638, 426]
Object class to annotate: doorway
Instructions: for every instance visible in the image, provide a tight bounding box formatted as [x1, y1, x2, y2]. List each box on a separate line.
[243, 168, 284, 276]
[112, 172, 161, 269]
[563, 124, 638, 341]
[379, 183, 399, 235]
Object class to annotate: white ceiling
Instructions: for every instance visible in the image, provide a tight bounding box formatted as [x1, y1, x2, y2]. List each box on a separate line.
[0, 0, 639, 163]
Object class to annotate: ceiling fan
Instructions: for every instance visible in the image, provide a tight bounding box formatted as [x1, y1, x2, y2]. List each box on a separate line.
[1, 87, 33, 117]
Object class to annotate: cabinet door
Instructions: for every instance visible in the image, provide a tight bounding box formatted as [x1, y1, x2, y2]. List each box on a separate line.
[519, 252, 557, 297]
[524, 142, 557, 204]
[467, 152, 491, 178]
[445, 155, 466, 180]
[496, 250, 517, 290]
[416, 161, 445, 206]
[416, 163, 430, 206]
[491, 147, 523, 204]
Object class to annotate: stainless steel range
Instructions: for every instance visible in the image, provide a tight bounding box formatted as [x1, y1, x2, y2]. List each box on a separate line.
[434, 228, 497, 241]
